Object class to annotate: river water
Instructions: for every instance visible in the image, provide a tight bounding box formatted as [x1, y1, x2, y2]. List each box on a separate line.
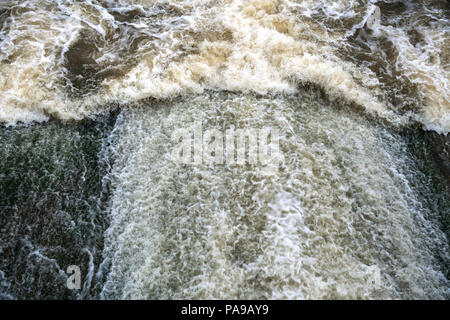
[0, 0, 449, 299]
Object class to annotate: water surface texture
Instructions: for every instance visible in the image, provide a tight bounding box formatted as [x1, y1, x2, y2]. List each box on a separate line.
[0, 0, 449, 299]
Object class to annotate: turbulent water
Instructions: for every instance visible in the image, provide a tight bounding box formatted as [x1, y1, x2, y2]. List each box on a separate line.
[0, 0, 449, 299]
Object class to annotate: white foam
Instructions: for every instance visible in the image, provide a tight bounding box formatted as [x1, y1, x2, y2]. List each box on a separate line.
[0, 0, 448, 132]
[100, 93, 449, 299]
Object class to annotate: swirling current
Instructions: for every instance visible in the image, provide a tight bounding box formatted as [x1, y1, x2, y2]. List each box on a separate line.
[0, 0, 449, 299]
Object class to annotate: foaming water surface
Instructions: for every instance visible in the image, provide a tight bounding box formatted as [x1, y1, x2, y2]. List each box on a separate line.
[0, 0, 449, 299]
[99, 92, 449, 299]
[0, 116, 116, 299]
[0, 0, 448, 130]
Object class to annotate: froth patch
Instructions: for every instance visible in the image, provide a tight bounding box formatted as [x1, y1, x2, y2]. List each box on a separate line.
[0, 0, 448, 133]
[100, 93, 449, 299]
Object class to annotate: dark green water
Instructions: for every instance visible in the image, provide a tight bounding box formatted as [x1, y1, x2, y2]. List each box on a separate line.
[0, 116, 116, 299]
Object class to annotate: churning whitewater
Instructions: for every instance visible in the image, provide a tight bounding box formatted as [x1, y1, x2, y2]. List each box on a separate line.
[0, 0, 449, 131]
[0, 0, 449, 300]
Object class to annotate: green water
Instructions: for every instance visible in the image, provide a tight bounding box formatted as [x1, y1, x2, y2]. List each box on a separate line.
[0, 116, 116, 299]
